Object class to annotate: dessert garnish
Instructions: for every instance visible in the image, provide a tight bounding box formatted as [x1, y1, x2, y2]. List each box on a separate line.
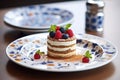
[48, 24, 74, 39]
[34, 50, 45, 59]
[82, 50, 92, 63]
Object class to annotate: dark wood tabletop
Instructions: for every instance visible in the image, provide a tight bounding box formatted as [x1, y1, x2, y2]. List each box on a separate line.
[0, 0, 120, 80]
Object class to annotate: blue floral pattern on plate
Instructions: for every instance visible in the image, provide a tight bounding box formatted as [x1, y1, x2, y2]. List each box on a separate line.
[6, 33, 118, 72]
[4, 5, 73, 29]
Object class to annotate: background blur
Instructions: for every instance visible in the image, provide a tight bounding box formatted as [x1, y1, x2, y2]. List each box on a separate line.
[0, 0, 80, 8]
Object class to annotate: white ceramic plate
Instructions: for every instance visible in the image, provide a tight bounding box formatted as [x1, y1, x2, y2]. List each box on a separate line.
[6, 33, 118, 72]
[4, 5, 73, 30]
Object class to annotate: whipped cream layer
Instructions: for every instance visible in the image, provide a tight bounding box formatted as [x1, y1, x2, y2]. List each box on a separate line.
[47, 36, 76, 46]
[47, 44, 76, 51]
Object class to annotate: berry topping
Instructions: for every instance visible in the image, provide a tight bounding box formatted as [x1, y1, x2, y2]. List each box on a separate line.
[82, 57, 89, 63]
[48, 24, 74, 39]
[66, 29, 74, 37]
[82, 50, 92, 63]
[34, 50, 45, 59]
[56, 26, 60, 31]
[55, 30, 62, 39]
[62, 34, 69, 39]
[49, 31, 55, 38]
[60, 27, 65, 33]
[34, 53, 41, 59]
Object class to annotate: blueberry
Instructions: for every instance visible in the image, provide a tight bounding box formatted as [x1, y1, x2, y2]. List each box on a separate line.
[49, 31, 55, 38]
[62, 34, 69, 39]
[60, 27, 65, 33]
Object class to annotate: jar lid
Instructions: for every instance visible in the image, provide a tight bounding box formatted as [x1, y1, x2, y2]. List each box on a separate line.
[86, 0, 104, 15]
[87, 0, 105, 8]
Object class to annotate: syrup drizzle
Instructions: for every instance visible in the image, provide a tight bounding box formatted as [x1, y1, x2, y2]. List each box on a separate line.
[47, 54, 83, 62]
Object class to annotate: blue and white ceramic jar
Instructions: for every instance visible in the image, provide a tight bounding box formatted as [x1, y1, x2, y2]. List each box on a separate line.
[85, 0, 105, 32]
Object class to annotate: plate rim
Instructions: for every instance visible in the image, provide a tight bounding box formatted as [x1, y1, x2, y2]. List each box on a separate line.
[4, 5, 74, 30]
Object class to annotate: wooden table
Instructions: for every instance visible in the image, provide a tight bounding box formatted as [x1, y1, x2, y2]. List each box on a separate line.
[0, 0, 120, 80]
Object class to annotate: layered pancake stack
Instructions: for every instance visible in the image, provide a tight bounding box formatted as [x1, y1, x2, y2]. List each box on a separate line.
[47, 24, 76, 58]
[47, 35, 76, 58]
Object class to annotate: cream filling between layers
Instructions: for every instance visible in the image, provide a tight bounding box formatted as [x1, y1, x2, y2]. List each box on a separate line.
[47, 39, 76, 46]
[48, 51, 76, 57]
[47, 45, 76, 51]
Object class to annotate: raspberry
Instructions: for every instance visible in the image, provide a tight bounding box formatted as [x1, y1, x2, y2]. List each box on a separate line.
[55, 30, 62, 39]
[82, 57, 89, 63]
[56, 26, 60, 31]
[34, 53, 41, 59]
[66, 29, 74, 37]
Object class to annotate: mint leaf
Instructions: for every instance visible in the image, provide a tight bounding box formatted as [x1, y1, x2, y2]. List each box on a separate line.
[36, 50, 45, 55]
[65, 24, 72, 30]
[48, 25, 56, 32]
[40, 52, 45, 55]
[51, 25, 56, 31]
[36, 50, 40, 54]
[85, 50, 92, 58]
